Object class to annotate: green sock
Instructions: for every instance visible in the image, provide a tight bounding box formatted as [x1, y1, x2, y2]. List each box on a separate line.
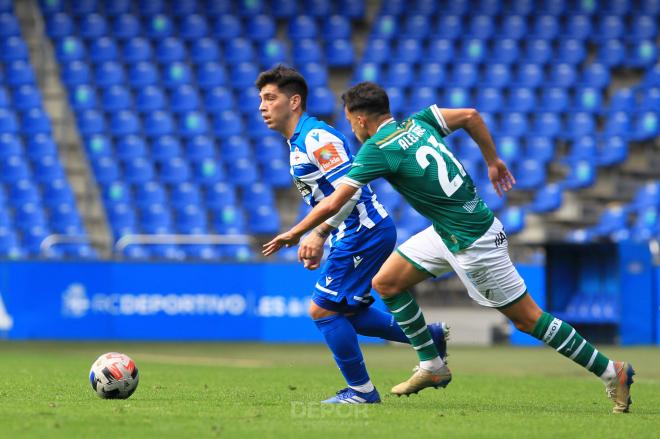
[531, 312, 610, 376]
[381, 291, 439, 361]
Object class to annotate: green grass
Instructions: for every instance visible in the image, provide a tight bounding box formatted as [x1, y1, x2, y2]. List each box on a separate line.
[0, 342, 659, 438]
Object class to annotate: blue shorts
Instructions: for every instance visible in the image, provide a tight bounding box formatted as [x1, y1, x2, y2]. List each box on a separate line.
[312, 217, 396, 314]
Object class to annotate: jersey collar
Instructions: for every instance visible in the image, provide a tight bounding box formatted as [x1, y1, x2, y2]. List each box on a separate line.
[376, 117, 396, 133]
[289, 112, 311, 142]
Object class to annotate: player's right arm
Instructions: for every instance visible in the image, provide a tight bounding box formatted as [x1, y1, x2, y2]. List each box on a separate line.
[413, 104, 516, 196]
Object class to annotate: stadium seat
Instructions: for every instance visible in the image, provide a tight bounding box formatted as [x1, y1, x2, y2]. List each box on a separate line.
[324, 15, 351, 40]
[231, 63, 259, 91]
[162, 62, 193, 88]
[479, 183, 505, 212]
[224, 38, 255, 65]
[483, 64, 510, 88]
[326, 39, 354, 67]
[581, 63, 610, 89]
[205, 182, 236, 211]
[9, 178, 41, 205]
[515, 63, 543, 88]
[155, 37, 186, 64]
[213, 15, 242, 41]
[180, 14, 209, 40]
[145, 14, 173, 40]
[190, 37, 220, 64]
[426, 39, 454, 64]
[226, 158, 258, 187]
[598, 39, 625, 66]
[101, 181, 132, 205]
[492, 39, 519, 65]
[528, 183, 562, 213]
[6, 60, 36, 86]
[557, 39, 587, 65]
[60, 60, 90, 86]
[602, 111, 630, 138]
[565, 112, 596, 140]
[196, 62, 227, 89]
[102, 85, 132, 112]
[247, 204, 280, 234]
[134, 181, 167, 209]
[451, 63, 478, 88]
[89, 37, 118, 64]
[112, 13, 141, 40]
[2, 36, 29, 61]
[170, 182, 202, 210]
[401, 15, 430, 39]
[115, 135, 147, 160]
[169, 85, 199, 113]
[507, 88, 536, 113]
[534, 113, 561, 138]
[371, 15, 398, 39]
[212, 205, 246, 234]
[32, 155, 65, 182]
[22, 108, 52, 135]
[79, 13, 107, 40]
[562, 160, 596, 189]
[204, 86, 234, 113]
[128, 61, 159, 88]
[500, 15, 527, 40]
[13, 85, 43, 111]
[459, 39, 486, 64]
[633, 111, 660, 140]
[123, 157, 155, 184]
[524, 39, 551, 65]
[416, 63, 446, 88]
[564, 15, 592, 40]
[27, 133, 57, 157]
[289, 15, 317, 40]
[628, 40, 657, 68]
[500, 206, 525, 235]
[597, 135, 628, 166]
[598, 15, 624, 41]
[259, 39, 288, 68]
[95, 61, 125, 88]
[573, 87, 603, 113]
[46, 12, 72, 39]
[109, 110, 140, 137]
[0, 133, 23, 156]
[192, 158, 224, 185]
[186, 135, 216, 161]
[0, 155, 30, 182]
[150, 135, 182, 161]
[246, 15, 275, 41]
[532, 15, 559, 40]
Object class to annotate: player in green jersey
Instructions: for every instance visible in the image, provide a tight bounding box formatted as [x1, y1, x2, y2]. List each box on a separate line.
[263, 82, 634, 414]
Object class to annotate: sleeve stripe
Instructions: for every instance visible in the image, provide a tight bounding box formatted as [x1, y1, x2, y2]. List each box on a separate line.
[340, 176, 365, 188]
[324, 162, 352, 180]
[431, 105, 451, 136]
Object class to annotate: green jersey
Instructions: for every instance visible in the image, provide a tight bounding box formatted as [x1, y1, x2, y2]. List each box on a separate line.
[343, 105, 494, 253]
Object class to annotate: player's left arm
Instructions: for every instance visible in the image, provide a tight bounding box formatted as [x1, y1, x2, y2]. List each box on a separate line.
[262, 184, 358, 256]
[439, 107, 516, 197]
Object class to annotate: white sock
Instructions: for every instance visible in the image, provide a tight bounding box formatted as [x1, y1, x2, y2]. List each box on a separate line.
[599, 360, 616, 384]
[420, 356, 444, 373]
[350, 380, 375, 393]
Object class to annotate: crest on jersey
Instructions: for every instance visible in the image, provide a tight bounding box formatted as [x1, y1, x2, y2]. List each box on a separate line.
[313, 143, 344, 172]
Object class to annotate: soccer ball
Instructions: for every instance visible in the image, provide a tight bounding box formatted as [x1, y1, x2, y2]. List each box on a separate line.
[89, 352, 139, 399]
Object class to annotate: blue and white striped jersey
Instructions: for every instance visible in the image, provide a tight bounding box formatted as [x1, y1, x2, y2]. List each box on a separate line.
[288, 113, 389, 244]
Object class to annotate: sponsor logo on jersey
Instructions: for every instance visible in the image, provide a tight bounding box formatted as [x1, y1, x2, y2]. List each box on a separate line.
[353, 255, 363, 268]
[290, 147, 306, 165]
[313, 143, 345, 172]
[293, 177, 312, 198]
[494, 231, 507, 247]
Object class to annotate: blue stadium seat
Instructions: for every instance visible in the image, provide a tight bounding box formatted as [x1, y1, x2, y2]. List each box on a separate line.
[92, 156, 119, 184]
[116, 134, 147, 160]
[71, 0, 97, 17]
[524, 39, 551, 65]
[581, 63, 610, 89]
[304, 0, 332, 17]
[500, 206, 525, 235]
[2, 36, 29, 61]
[0, 227, 21, 258]
[0, 133, 22, 156]
[162, 61, 193, 88]
[468, 15, 494, 40]
[444, 87, 469, 107]
[629, 15, 657, 41]
[139, 204, 173, 234]
[351, 62, 380, 84]
[192, 158, 224, 185]
[598, 40, 625, 67]
[247, 112, 272, 140]
[565, 136, 597, 162]
[242, 182, 275, 211]
[426, 39, 454, 64]
[196, 62, 227, 89]
[597, 135, 628, 166]
[170, 182, 201, 210]
[54, 36, 85, 62]
[150, 135, 182, 161]
[204, 86, 234, 113]
[557, 39, 586, 65]
[591, 206, 628, 238]
[184, 245, 219, 260]
[60, 60, 90, 86]
[0, 155, 30, 182]
[383, 62, 413, 87]
[459, 39, 486, 64]
[13, 85, 43, 111]
[172, 0, 198, 16]
[179, 14, 209, 40]
[298, 62, 328, 88]
[598, 15, 624, 41]
[226, 158, 258, 187]
[534, 113, 561, 138]
[292, 39, 323, 64]
[451, 63, 478, 88]
[532, 15, 559, 40]
[46, 13, 72, 39]
[134, 181, 167, 209]
[492, 39, 519, 65]
[400, 14, 430, 39]
[122, 244, 149, 260]
[110, 110, 141, 137]
[76, 109, 106, 136]
[102, 85, 132, 112]
[561, 160, 596, 189]
[214, 111, 244, 139]
[156, 37, 186, 64]
[607, 87, 635, 113]
[190, 37, 220, 64]
[105, 0, 130, 16]
[112, 14, 141, 40]
[230, 62, 259, 89]
[362, 38, 389, 64]
[549, 63, 576, 88]
[573, 87, 603, 113]
[101, 181, 132, 205]
[0, 108, 18, 134]
[565, 112, 596, 140]
[213, 14, 242, 40]
[179, 111, 209, 138]
[123, 37, 153, 64]
[135, 85, 165, 113]
[602, 111, 630, 138]
[32, 155, 65, 182]
[259, 39, 288, 68]
[507, 88, 536, 113]
[326, 39, 354, 67]
[248, 204, 280, 234]
[564, 15, 592, 40]
[146, 14, 173, 40]
[143, 111, 174, 137]
[9, 178, 40, 205]
[6, 60, 35, 86]
[84, 133, 112, 158]
[628, 40, 658, 68]
[499, 15, 527, 40]
[22, 108, 52, 135]
[212, 205, 246, 234]
[88, 37, 119, 64]
[185, 135, 216, 161]
[482, 64, 510, 88]
[479, 183, 505, 212]
[324, 15, 351, 40]
[95, 61, 125, 88]
[128, 61, 160, 87]
[22, 225, 51, 256]
[79, 13, 107, 40]
[632, 181, 660, 211]
[159, 157, 191, 184]
[308, 87, 335, 116]
[289, 15, 317, 40]
[246, 14, 275, 41]
[69, 84, 97, 112]
[169, 84, 199, 113]
[205, 182, 236, 210]
[123, 157, 155, 184]
[633, 111, 660, 140]
[515, 63, 543, 88]
[15, 202, 47, 230]
[371, 15, 397, 39]
[528, 183, 562, 213]
[50, 203, 83, 235]
[271, 0, 298, 18]
[416, 63, 446, 88]
[407, 87, 438, 113]
[497, 135, 522, 164]
[630, 206, 658, 241]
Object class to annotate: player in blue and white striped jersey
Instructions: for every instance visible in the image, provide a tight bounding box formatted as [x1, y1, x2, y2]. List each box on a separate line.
[256, 65, 448, 404]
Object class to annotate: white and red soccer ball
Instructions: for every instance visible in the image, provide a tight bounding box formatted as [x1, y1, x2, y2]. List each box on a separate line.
[89, 352, 139, 399]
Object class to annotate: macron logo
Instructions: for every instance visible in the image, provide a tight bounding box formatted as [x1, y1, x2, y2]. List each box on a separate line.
[325, 276, 333, 286]
[353, 255, 363, 268]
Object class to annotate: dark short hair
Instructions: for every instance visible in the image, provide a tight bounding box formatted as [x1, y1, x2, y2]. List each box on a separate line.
[341, 82, 390, 116]
[255, 64, 308, 111]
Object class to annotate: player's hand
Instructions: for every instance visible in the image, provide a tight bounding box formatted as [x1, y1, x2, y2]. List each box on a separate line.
[487, 158, 516, 197]
[298, 233, 325, 270]
[262, 231, 301, 256]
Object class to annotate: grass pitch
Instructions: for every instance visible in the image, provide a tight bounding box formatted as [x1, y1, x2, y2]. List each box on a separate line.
[0, 342, 659, 438]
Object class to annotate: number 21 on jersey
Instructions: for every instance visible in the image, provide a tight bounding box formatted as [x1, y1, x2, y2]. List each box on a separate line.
[415, 135, 467, 197]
